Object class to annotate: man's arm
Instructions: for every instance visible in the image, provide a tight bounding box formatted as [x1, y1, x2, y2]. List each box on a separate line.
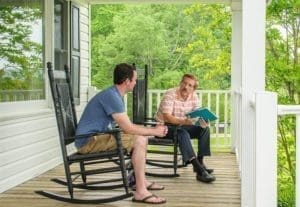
[162, 113, 193, 125]
[112, 112, 167, 137]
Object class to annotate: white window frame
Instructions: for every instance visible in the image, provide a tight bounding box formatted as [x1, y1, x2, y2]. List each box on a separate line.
[0, 0, 54, 121]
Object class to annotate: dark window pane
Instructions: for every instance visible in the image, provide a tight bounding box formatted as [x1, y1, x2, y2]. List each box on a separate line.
[72, 6, 79, 51]
[54, 2, 63, 49]
[54, 0, 68, 71]
[71, 56, 80, 99]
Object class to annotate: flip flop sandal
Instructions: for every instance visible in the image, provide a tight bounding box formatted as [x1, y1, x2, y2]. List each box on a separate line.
[131, 182, 165, 191]
[132, 194, 166, 204]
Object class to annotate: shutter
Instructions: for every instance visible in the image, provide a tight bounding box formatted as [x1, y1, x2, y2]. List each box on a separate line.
[70, 3, 80, 104]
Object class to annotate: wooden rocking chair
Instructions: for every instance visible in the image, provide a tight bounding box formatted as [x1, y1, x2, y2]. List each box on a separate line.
[35, 62, 133, 204]
[132, 64, 185, 177]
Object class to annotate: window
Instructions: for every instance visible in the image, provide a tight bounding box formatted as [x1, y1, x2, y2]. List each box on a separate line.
[54, 0, 80, 104]
[54, 0, 68, 71]
[71, 4, 80, 103]
[0, 0, 44, 102]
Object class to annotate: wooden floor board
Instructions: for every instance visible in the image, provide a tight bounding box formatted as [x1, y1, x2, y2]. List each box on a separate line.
[0, 153, 240, 207]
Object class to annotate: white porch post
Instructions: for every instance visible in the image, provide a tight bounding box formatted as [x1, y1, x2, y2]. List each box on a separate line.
[240, 0, 267, 206]
[231, 1, 242, 159]
[255, 92, 277, 207]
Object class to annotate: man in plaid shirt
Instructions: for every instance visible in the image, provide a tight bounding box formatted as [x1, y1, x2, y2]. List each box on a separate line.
[156, 74, 216, 183]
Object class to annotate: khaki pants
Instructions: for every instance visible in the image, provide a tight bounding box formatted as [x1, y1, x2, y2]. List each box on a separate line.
[78, 133, 135, 154]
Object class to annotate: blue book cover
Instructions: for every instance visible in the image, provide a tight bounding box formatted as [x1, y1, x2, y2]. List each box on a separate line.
[185, 107, 218, 122]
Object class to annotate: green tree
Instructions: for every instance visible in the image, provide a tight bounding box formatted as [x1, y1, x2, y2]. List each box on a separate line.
[92, 5, 169, 89]
[266, 0, 299, 206]
[0, 5, 43, 90]
[183, 4, 231, 89]
[266, 0, 300, 104]
[91, 4, 125, 38]
[145, 5, 195, 88]
[91, 5, 126, 88]
[91, 4, 232, 90]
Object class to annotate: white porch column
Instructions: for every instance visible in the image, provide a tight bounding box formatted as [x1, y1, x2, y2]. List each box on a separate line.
[255, 92, 277, 207]
[240, 0, 267, 207]
[231, 1, 242, 159]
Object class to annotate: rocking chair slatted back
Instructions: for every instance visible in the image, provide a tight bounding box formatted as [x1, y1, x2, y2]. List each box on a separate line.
[132, 64, 184, 178]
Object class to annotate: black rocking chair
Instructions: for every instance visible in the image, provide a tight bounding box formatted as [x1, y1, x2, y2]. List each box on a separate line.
[35, 62, 133, 204]
[132, 64, 185, 177]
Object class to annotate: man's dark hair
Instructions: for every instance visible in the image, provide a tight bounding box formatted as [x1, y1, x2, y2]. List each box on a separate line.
[113, 63, 136, 84]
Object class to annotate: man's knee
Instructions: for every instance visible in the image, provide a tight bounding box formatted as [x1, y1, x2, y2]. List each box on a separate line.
[177, 130, 191, 146]
[133, 135, 148, 148]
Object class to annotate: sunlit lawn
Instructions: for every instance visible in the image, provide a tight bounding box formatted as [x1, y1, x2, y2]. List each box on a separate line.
[148, 135, 232, 153]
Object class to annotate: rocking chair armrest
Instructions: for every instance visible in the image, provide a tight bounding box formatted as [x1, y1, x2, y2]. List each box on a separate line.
[134, 119, 157, 127]
[164, 122, 180, 127]
[145, 117, 157, 122]
[163, 123, 181, 144]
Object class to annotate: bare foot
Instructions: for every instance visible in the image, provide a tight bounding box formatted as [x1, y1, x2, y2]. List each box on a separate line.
[132, 181, 164, 191]
[145, 181, 165, 190]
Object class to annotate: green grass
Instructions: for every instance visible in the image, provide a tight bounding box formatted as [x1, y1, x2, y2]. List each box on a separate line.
[148, 136, 232, 153]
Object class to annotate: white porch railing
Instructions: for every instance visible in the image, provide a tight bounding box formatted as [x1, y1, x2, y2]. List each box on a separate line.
[232, 90, 299, 207]
[254, 92, 278, 207]
[0, 89, 44, 102]
[232, 92, 278, 207]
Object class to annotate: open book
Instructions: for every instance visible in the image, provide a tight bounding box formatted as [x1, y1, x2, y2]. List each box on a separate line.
[185, 107, 218, 122]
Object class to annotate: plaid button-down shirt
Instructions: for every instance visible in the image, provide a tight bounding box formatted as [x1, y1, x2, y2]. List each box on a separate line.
[156, 88, 199, 122]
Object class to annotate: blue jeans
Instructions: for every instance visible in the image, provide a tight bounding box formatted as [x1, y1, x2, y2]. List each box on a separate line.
[166, 125, 211, 163]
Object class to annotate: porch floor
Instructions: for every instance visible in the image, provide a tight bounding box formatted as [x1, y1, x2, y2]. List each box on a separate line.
[0, 152, 240, 207]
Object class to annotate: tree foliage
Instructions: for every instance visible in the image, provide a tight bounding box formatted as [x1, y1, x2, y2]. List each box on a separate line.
[266, 1, 299, 206]
[266, 0, 300, 104]
[0, 4, 43, 90]
[183, 4, 231, 89]
[91, 4, 231, 90]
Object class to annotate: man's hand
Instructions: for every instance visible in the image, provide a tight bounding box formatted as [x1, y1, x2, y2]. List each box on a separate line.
[198, 118, 209, 128]
[155, 124, 168, 137]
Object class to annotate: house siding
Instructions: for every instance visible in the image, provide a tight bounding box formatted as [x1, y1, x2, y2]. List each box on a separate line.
[0, 1, 90, 193]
